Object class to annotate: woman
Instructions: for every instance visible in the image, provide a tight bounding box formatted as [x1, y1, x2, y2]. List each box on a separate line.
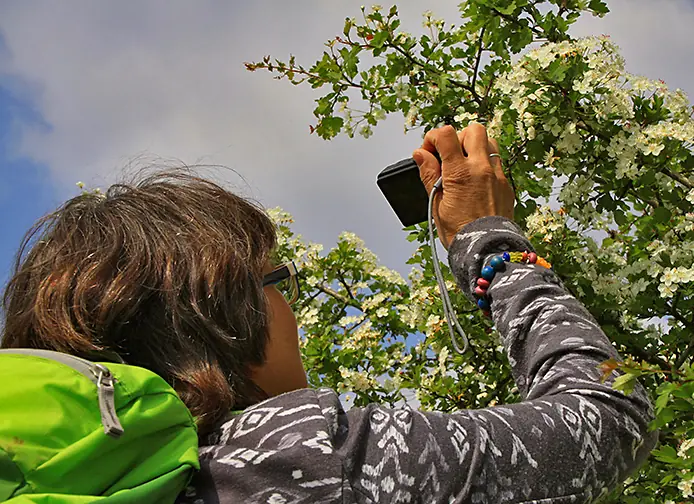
[2, 124, 656, 503]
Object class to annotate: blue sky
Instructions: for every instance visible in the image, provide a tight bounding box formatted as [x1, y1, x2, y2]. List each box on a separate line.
[1, 0, 694, 294]
[0, 37, 58, 288]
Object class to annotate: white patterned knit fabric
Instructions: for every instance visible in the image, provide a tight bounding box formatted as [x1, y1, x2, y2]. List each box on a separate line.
[176, 216, 657, 504]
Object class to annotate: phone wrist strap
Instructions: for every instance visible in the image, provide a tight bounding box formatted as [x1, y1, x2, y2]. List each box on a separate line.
[428, 177, 469, 354]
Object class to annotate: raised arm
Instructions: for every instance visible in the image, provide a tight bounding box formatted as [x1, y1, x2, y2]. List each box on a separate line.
[337, 125, 657, 503]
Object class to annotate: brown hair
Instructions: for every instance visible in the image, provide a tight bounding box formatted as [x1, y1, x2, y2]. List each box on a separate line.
[1, 169, 277, 435]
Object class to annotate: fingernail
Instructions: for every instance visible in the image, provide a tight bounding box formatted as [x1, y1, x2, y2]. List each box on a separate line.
[412, 151, 423, 165]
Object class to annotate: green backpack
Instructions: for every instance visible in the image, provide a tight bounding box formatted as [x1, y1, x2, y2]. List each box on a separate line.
[0, 349, 200, 503]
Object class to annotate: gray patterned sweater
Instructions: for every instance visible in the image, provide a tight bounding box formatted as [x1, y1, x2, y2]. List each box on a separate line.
[177, 216, 657, 504]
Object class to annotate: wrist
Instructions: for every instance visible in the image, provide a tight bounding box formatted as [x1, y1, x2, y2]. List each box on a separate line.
[447, 216, 534, 302]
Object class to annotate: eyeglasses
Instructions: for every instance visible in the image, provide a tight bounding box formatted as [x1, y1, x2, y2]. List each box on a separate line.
[262, 261, 300, 305]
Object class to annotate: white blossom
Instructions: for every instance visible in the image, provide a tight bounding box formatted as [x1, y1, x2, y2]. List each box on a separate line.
[372, 265, 406, 285]
[339, 367, 375, 392]
[543, 147, 559, 167]
[343, 321, 381, 351]
[399, 304, 419, 329]
[405, 107, 418, 129]
[642, 142, 665, 156]
[525, 206, 565, 242]
[454, 110, 478, 125]
[658, 282, 677, 299]
[437, 347, 449, 375]
[298, 306, 319, 327]
[661, 267, 694, 286]
[373, 108, 386, 121]
[678, 438, 694, 458]
[266, 207, 294, 225]
[679, 475, 694, 499]
[338, 315, 364, 327]
[362, 292, 388, 311]
[425, 314, 443, 337]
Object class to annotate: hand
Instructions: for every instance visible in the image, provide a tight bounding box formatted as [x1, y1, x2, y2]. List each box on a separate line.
[413, 123, 515, 249]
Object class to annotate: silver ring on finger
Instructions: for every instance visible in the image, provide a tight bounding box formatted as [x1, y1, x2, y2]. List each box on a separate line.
[489, 153, 501, 159]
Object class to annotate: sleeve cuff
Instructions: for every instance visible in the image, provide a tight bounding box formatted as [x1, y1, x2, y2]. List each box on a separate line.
[447, 216, 535, 303]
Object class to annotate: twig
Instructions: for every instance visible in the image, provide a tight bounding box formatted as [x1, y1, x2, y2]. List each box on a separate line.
[661, 167, 693, 189]
[669, 297, 694, 369]
[470, 27, 486, 96]
[489, 6, 544, 38]
[386, 42, 479, 99]
[592, 312, 672, 371]
[674, 337, 694, 370]
[316, 284, 361, 308]
[336, 270, 357, 302]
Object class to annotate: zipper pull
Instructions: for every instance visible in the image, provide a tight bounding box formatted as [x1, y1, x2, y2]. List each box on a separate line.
[95, 364, 125, 438]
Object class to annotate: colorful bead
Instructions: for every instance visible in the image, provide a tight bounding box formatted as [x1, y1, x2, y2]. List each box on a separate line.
[474, 250, 552, 317]
[536, 257, 552, 269]
[481, 266, 496, 281]
[476, 278, 490, 289]
[490, 256, 505, 271]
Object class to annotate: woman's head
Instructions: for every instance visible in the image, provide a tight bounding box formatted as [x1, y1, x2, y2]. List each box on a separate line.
[1, 169, 306, 435]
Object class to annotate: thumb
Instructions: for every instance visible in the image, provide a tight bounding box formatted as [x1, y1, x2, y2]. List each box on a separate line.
[413, 149, 440, 195]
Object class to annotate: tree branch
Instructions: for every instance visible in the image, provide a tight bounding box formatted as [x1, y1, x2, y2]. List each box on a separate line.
[316, 284, 361, 308]
[661, 167, 693, 189]
[488, 6, 544, 38]
[386, 41, 479, 100]
[470, 27, 486, 96]
[592, 312, 672, 371]
[668, 300, 694, 333]
[674, 337, 694, 370]
[336, 270, 357, 302]
[668, 296, 694, 369]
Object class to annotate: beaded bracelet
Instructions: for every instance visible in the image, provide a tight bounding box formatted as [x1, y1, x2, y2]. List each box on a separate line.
[474, 251, 552, 317]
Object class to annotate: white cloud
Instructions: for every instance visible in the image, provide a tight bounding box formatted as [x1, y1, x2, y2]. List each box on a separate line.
[0, 0, 692, 270]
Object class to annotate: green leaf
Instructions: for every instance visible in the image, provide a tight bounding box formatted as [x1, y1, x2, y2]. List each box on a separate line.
[651, 445, 679, 464]
[371, 30, 389, 49]
[612, 373, 637, 395]
[589, 0, 610, 16]
[342, 48, 359, 79]
[640, 170, 656, 185]
[614, 210, 627, 226]
[653, 206, 671, 224]
[547, 59, 567, 82]
[343, 17, 353, 36]
[316, 116, 344, 139]
[495, 2, 517, 15]
[654, 406, 676, 426]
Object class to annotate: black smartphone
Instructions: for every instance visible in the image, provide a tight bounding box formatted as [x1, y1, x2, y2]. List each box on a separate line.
[376, 158, 429, 227]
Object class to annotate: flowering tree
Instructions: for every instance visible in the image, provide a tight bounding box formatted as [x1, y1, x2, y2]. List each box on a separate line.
[247, 1, 694, 500]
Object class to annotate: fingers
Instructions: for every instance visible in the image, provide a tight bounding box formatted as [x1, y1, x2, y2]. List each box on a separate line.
[488, 137, 505, 180]
[413, 148, 441, 196]
[417, 124, 505, 191]
[461, 122, 490, 162]
[457, 130, 468, 157]
[422, 125, 464, 163]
